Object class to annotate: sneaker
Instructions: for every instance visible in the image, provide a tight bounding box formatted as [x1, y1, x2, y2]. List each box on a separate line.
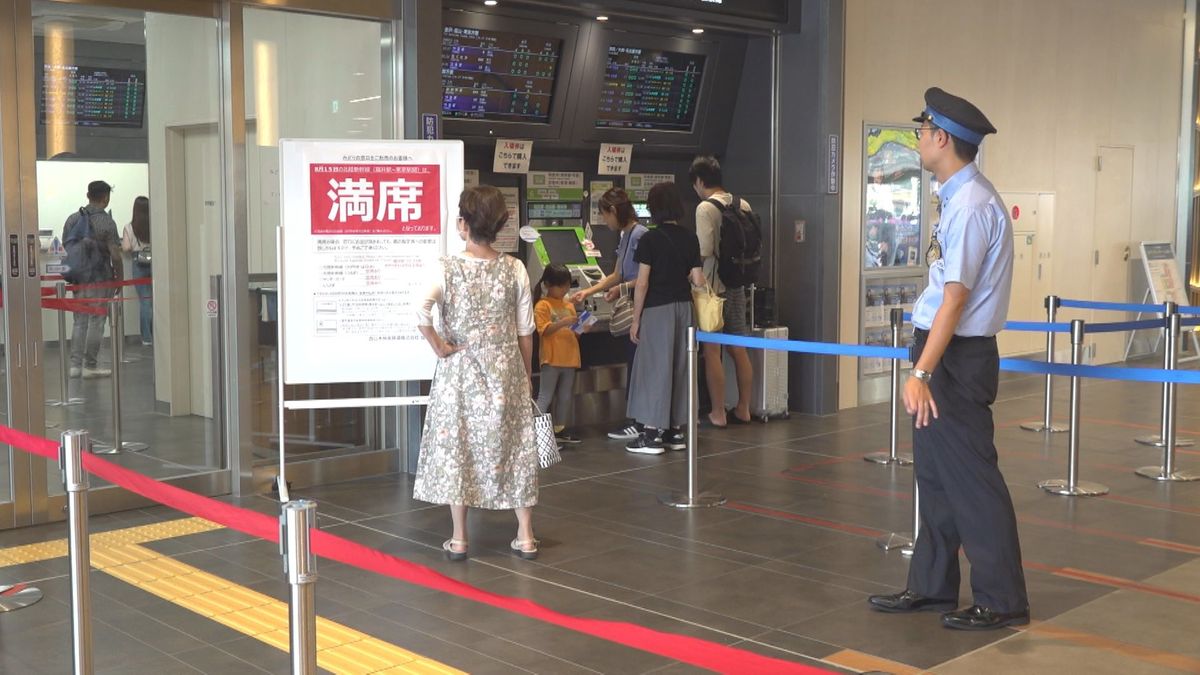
[82, 367, 112, 379]
[625, 433, 665, 455]
[555, 433, 582, 445]
[660, 429, 687, 451]
[608, 424, 640, 440]
[68, 367, 82, 378]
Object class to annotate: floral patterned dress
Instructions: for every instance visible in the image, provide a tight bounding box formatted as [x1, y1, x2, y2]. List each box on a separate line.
[413, 254, 538, 509]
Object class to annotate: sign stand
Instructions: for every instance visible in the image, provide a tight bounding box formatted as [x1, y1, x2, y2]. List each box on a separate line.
[274, 139, 464, 501]
[1124, 242, 1200, 363]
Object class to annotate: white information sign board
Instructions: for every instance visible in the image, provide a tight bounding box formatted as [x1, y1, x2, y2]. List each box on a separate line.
[597, 143, 632, 175]
[625, 173, 675, 202]
[1140, 242, 1190, 307]
[279, 139, 464, 385]
[493, 139, 532, 174]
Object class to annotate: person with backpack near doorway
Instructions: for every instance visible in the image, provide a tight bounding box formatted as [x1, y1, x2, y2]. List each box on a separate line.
[690, 155, 762, 427]
[62, 180, 122, 379]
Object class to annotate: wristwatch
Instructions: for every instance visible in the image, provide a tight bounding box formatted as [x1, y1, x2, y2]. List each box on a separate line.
[910, 368, 931, 382]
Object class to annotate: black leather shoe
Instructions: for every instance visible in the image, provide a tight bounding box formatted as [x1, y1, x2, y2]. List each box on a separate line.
[867, 590, 958, 613]
[941, 605, 1030, 630]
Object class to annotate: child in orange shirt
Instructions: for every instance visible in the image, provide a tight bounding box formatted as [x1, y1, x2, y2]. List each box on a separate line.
[534, 264, 589, 445]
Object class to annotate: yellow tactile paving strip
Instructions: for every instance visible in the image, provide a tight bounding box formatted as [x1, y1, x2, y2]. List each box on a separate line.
[0, 517, 464, 675]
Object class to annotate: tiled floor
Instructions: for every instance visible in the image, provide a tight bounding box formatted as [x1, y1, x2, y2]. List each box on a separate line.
[2, 363, 1200, 673]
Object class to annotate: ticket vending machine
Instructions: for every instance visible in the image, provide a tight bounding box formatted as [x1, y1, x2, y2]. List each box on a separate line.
[528, 227, 614, 321]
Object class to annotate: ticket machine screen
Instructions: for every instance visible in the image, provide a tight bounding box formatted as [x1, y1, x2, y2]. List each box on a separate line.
[632, 202, 650, 219]
[539, 229, 589, 266]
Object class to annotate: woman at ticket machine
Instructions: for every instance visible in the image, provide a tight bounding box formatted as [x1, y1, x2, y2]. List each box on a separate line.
[569, 187, 649, 442]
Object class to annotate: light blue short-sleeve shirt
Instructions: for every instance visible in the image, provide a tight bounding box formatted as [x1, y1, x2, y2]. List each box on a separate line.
[911, 163, 1013, 337]
[616, 223, 648, 282]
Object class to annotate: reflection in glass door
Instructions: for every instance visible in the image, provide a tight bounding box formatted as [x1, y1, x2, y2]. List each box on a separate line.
[29, 2, 227, 506]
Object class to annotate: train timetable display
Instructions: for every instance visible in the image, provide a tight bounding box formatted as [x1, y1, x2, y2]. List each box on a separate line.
[595, 46, 706, 132]
[40, 64, 145, 128]
[441, 25, 562, 124]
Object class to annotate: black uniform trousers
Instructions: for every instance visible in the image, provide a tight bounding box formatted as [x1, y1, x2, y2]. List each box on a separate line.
[906, 329, 1029, 613]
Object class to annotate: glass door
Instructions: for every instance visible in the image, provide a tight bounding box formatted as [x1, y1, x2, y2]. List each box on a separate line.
[0, 0, 231, 524]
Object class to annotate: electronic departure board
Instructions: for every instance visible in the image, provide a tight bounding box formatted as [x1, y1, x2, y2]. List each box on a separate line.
[41, 64, 145, 128]
[596, 46, 705, 132]
[441, 25, 562, 124]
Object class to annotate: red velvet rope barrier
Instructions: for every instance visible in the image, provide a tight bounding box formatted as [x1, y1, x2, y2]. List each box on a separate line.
[40, 298, 109, 316]
[0, 424, 831, 675]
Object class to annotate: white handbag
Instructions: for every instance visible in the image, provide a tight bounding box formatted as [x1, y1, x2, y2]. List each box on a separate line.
[532, 399, 561, 469]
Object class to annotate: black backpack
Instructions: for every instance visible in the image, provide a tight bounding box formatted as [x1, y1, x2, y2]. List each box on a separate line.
[707, 195, 762, 288]
[62, 208, 113, 285]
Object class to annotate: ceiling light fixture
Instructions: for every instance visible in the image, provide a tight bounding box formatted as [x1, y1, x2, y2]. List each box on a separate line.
[596, 15, 608, 21]
[692, 27, 704, 34]
[484, 0, 498, 5]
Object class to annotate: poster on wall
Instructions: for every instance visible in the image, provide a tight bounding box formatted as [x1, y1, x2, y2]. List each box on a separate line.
[278, 139, 464, 384]
[625, 173, 674, 202]
[495, 186, 521, 253]
[863, 126, 923, 269]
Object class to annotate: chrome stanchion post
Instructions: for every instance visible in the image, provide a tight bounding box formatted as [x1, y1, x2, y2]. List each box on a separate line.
[281, 500, 318, 675]
[866, 308, 913, 465]
[660, 328, 726, 508]
[1040, 320, 1109, 496]
[93, 300, 146, 453]
[1022, 295, 1067, 432]
[1136, 302, 1194, 448]
[48, 282, 85, 408]
[1137, 314, 1200, 481]
[61, 429, 94, 675]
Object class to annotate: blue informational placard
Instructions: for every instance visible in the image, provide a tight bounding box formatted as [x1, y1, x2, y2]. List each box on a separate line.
[421, 113, 440, 140]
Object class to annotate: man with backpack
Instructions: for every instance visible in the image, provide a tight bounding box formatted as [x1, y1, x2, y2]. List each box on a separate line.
[62, 180, 122, 379]
[690, 155, 761, 427]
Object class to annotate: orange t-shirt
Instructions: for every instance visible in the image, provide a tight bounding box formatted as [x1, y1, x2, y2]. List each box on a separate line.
[534, 297, 581, 368]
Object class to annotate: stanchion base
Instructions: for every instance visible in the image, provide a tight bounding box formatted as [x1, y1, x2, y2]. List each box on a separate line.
[863, 452, 913, 466]
[45, 397, 85, 407]
[1020, 422, 1069, 433]
[876, 532, 913, 551]
[1134, 435, 1195, 448]
[1135, 466, 1200, 481]
[1038, 479, 1109, 496]
[92, 441, 148, 454]
[0, 584, 43, 612]
[658, 491, 727, 509]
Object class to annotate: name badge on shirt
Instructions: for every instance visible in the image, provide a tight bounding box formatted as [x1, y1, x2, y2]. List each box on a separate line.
[925, 228, 942, 265]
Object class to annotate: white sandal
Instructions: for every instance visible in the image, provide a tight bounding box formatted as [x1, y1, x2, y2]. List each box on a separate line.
[510, 538, 539, 560]
[443, 538, 468, 561]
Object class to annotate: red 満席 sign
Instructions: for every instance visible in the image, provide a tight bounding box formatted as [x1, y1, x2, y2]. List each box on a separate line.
[309, 163, 442, 235]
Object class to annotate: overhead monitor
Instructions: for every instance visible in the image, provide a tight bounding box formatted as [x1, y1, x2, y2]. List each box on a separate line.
[441, 24, 562, 124]
[41, 64, 146, 128]
[538, 228, 589, 266]
[595, 45, 706, 132]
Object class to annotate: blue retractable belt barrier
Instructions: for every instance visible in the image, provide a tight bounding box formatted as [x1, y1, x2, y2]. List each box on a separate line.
[1178, 306, 1200, 316]
[902, 312, 1068, 333]
[1086, 318, 1164, 334]
[698, 331, 907, 360]
[696, 332, 1200, 385]
[1059, 298, 1162, 313]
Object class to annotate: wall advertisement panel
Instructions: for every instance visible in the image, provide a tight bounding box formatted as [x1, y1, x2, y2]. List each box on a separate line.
[279, 139, 465, 385]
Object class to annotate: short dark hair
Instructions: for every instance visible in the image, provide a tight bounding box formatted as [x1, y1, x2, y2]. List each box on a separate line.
[87, 180, 112, 201]
[688, 155, 722, 188]
[646, 182, 685, 225]
[929, 124, 979, 163]
[597, 186, 636, 226]
[458, 185, 509, 244]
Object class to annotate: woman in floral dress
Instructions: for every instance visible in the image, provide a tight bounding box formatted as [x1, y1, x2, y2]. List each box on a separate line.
[414, 185, 540, 560]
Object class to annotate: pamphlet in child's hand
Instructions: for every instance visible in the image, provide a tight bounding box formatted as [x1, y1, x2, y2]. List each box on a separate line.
[572, 310, 597, 334]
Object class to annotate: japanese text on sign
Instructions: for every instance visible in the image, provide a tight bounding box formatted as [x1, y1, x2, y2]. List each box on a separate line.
[597, 143, 632, 175]
[493, 139, 533, 173]
[310, 164, 442, 235]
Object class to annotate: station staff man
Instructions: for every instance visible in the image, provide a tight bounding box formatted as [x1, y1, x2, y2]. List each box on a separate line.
[867, 88, 1029, 631]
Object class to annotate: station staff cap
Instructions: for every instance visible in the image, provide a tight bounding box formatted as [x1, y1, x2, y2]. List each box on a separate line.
[912, 87, 996, 146]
